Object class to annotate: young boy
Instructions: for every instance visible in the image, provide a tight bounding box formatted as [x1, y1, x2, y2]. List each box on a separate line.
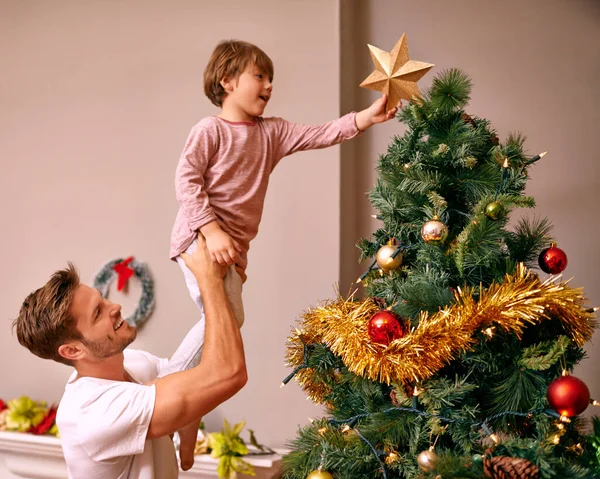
[170, 39, 399, 334]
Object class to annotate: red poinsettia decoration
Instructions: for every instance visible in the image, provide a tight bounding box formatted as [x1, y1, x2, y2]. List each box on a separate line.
[28, 405, 57, 435]
[0, 399, 6, 411]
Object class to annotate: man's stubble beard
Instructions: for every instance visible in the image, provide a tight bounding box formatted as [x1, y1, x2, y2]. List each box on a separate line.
[82, 328, 137, 359]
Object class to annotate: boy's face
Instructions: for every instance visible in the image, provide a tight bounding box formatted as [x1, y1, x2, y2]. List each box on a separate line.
[222, 64, 272, 120]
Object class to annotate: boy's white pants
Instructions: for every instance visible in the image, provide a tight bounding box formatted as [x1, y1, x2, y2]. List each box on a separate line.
[176, 238, 245, 329]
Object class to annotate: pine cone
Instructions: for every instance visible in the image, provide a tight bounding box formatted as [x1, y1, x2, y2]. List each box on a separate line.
[484, 455, 539, 479]
[460, 112, 474, 126]
[401, 381, 416, 398]
[372, 297, 387, 309]
[461, 112, 499, 144]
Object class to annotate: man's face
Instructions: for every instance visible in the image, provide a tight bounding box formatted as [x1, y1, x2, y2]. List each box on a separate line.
[69, 284, 136, 360]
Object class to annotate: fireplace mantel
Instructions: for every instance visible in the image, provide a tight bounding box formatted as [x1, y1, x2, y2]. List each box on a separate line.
[0, 431, 283, 478]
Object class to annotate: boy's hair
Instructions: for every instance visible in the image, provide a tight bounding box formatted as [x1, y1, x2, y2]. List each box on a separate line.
[204, 40, 274, 107]
[13, 263, 83, 366]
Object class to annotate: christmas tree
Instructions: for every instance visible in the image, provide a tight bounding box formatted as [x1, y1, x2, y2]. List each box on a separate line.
[281, 68, 600, 479]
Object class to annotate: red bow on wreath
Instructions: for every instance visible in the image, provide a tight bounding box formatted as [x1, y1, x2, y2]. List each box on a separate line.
[113, 256, 135, 291]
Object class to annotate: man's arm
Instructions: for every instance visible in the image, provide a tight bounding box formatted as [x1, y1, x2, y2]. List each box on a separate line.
[147, 236, 247, 439]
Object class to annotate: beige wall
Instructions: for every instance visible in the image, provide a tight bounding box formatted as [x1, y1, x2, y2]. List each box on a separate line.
[0, 0, 339, 448]
[1, 0, 599, 452]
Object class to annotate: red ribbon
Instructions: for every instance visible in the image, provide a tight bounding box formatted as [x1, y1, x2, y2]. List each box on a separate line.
[113, 256, 135, 291]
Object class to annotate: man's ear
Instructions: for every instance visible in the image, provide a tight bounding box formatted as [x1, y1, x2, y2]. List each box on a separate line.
[58, 341, 86, 363]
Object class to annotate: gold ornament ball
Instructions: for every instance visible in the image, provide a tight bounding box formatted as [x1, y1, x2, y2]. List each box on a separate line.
[376, 244, 403, 272]
[306, 470, 334, 479]
[485, 201, 504, 220]
[417, 449, 439, 472]
[421, 217, 448, 244]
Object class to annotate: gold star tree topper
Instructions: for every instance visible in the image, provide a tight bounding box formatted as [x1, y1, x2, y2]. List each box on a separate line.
[360, 34, 434, 111]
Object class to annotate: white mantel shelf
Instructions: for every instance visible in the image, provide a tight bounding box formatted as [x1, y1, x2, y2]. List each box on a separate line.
[0, 431, 284, 479]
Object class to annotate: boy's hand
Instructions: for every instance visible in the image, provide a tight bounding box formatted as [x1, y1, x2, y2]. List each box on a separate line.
[355, 94, 400, 131]
[203, 227, 242, 266]
[181, 234, 228, 283]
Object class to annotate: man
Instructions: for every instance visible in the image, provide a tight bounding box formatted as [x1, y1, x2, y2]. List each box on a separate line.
[13, 235, 247, 478]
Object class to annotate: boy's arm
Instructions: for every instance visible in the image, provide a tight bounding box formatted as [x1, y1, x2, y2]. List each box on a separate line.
[176, 124, 219, 232]
[147, 236, 247, 439]
[273, 112, 361, 158]
[177, 125, 242, 264]
[176, 123, 240, 266]
[273, 94, 398, 158]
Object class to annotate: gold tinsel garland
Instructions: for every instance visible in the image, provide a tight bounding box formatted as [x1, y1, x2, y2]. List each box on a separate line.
[286, 264, 596, 403]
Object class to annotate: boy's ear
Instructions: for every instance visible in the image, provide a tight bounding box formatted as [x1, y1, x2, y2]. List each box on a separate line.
[220, 77, 233, 93]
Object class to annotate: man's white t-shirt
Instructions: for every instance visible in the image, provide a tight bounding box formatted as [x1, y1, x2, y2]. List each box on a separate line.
[56, 349, 179, 479]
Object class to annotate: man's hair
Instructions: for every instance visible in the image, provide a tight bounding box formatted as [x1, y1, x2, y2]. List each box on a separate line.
[13, 263, 83, 366]
[204, 39, 274, 107]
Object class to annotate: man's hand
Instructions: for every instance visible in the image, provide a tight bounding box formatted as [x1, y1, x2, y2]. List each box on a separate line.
[181, 234, 228, 285]
[177, 419, 202, 471]
[355, 94, 401, 131]
[200, 223, 242, 266]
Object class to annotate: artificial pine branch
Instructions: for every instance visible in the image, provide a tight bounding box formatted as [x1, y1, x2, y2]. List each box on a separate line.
[505, 216, 553, 265]
[489, 366, 546, 414]
[518, 336, 570, 371]
[429, 69, 473, 113]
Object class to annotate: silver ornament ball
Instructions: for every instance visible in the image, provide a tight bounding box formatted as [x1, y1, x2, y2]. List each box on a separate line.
[421, 217, 448, 244]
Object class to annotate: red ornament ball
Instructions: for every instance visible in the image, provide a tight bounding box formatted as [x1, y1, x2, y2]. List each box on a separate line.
[538, 245, 568, 274]
[547, 375, 590, 417]
[367, 311, 404, 346]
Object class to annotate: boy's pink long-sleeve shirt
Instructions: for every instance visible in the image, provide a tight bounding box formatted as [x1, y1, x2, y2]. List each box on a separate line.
[170, 112, 361, 275]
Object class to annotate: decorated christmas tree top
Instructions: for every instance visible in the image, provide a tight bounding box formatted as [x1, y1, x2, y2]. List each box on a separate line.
[282, 36, 599, 479]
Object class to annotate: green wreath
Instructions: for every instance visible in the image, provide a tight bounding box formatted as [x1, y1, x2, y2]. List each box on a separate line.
[92, 257, 155, 328]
